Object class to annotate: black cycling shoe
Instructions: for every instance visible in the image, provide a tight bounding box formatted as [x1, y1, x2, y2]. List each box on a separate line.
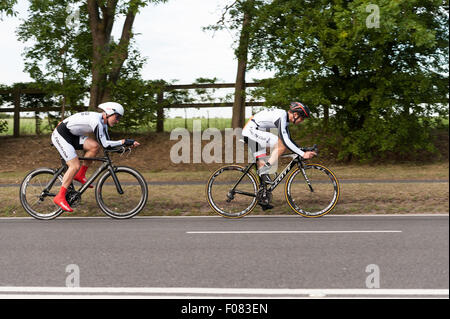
[258, 203, 274, 211]
[259, 174, 273, 185]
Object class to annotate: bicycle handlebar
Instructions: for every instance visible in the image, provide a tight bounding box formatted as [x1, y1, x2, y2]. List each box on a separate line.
[105, 146, 132, 154]
[301, 144, 318, 154]
[281, 144, 319, 159]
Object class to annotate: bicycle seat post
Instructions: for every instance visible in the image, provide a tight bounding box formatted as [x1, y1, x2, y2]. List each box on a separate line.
[60, 156, 67, 168]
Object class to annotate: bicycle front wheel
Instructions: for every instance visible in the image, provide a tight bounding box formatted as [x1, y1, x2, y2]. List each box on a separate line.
[206, 165, 259, 218]
[95, 166, 148, 219]
[20, 168, 64, 220]
[285, 163, 340, 217]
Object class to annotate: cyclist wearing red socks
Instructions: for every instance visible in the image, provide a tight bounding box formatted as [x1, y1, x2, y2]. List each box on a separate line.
[51, 102, 140, 212]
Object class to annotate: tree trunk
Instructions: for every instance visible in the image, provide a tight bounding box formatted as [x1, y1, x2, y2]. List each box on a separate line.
[102, 11, 135, 103]
[35, 111, 41, 135]
[232, 58, 247, 129]
[87, 0, 134, 109]
[323, 104, 329, 129]
[231, 5, 252, 129]
[87, 0, 107, 109]
[61, 95, 66, 121]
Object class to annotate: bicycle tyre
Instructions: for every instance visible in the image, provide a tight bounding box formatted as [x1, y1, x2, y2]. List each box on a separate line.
[95, 166, 148, 219]
[206, 165, 259, 218]
[20, 168, 64, 220]
[285, 163, 340, 217]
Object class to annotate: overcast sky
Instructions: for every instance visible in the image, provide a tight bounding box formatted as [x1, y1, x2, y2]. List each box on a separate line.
[0, 0, 275, 82]
[0, 0, 273, 117]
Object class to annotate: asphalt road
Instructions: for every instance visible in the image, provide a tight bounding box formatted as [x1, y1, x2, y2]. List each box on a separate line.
[0, 215, 448, 298]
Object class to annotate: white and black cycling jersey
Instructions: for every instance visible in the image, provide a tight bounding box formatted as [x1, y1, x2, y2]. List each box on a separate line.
[52, 111, 123, 161]
[60, 112, 122, 149]
[242, 108, 305, 157]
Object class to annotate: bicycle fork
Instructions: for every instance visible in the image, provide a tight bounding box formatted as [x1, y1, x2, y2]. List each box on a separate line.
[108, 166, 124, 195]
[298, 162, 314, 192]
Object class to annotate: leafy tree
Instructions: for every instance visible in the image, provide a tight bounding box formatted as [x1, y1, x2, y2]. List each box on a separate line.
[0, 120, 7, 134]
[15, 0, 167, 111]
[205, 0, 264, 128]
[248, 0, 449, 161]
[86, 0, 167, 108]
[10, 0, 168, 132]
[0, 0, 17, 19]
[0, 82, 63, 134]
[0, 84, 10, 133]
[0, 1, 19, 134]
[17, 1, 92, 119]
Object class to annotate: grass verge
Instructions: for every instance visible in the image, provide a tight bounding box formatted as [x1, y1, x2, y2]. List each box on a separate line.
[1, 166, 448, 218]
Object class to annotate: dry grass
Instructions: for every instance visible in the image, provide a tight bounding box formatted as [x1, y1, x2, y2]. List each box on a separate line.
[2, 177, 448, 218]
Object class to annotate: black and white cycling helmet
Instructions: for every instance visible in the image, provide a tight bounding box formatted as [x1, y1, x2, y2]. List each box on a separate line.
[289, 102, 311, 118]
[98, 102, 124, 117]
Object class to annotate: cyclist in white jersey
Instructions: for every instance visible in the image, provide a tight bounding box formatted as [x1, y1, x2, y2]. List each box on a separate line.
[51, 102, 140, 212]
[242, 102, 316, 209]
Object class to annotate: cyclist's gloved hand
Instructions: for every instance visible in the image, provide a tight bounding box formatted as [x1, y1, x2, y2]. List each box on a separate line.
[302, 151, 316, 159]
[123, 139, 135, 146]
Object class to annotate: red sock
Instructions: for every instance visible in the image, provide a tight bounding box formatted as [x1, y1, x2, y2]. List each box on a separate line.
[58, 186, 67, 198]
[74, 165, 93, 188]
[74, 165, 88, 181]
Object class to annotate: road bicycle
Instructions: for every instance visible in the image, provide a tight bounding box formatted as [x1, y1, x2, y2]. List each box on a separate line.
[206, 145, 340, 218]
[20, 145, 148, 220]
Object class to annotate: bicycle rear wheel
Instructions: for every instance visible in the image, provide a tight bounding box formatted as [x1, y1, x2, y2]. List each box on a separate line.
[20, 168, 64, 220]
[285, 163, 340, 217]
[206, 165, 259, 218]
[95, 166, 148, 219]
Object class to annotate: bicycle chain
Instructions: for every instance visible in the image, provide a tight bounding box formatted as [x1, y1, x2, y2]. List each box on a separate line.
[66, 188, 82, 207]
[257, 187, 273, 206]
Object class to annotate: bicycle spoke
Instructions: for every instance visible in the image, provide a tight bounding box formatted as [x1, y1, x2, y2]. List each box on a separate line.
[96, 167, 148, 219]
[207, 165, 258, 218]
[20, 169, 63, 220]
[286, 164, 339, 217]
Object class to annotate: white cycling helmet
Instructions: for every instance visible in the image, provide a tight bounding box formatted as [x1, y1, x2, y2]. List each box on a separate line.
[98, 102, 124, 117]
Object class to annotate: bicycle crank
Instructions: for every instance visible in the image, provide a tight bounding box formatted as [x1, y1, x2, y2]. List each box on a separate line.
[66, 189, 82, 207]
[257, 188, 273, 206]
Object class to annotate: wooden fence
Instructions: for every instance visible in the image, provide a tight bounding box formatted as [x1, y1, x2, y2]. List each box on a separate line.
[0, 82, 264, 137]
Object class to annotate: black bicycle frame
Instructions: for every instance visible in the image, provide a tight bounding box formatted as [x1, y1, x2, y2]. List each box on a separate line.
[231, 154, 305, 196]
[230, 163, 258, 198]
[44, 149, 124, 196]
[269, 156, 300, 192]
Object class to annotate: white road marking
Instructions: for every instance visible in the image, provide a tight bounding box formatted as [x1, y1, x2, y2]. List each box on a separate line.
[0, 287, 447, 298]
[186, 230, 402, 234]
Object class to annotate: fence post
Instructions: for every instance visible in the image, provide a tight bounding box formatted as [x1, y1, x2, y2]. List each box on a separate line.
[156, 91, 164, 133]
[13, 88, 20, 137]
